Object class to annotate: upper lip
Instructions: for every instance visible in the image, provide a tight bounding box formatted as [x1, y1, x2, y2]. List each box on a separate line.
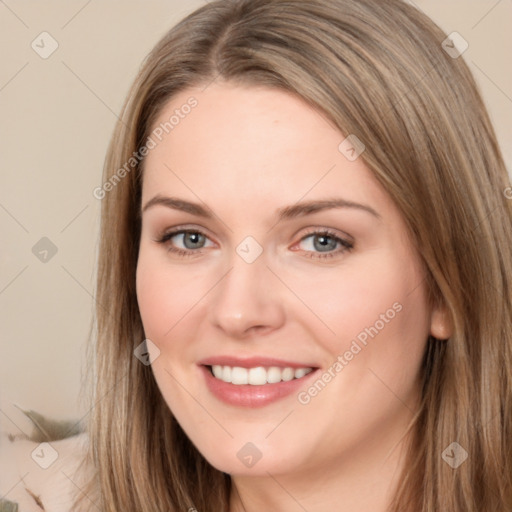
[198, 356, 318, 369]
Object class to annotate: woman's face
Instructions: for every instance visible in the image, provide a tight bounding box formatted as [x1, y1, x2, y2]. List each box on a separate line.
[136, 82, 448, 477]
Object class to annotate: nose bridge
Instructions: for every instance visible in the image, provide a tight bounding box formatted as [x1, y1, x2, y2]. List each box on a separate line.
[209, 241, 285, 337]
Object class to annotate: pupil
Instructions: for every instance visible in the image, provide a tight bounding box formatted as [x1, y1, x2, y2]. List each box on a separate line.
[314, 235, 336, 252]
[185, 232, 204, 249]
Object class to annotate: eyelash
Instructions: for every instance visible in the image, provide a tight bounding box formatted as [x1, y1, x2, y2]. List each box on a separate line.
[155, 227, 354, 260]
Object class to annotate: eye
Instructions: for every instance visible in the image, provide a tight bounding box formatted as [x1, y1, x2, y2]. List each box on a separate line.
[154, 226, 354, 260]
[295, 229, 354, 259]
[155, 228, 214, 257]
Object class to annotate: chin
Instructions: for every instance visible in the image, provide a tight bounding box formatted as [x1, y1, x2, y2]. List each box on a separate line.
[188, 433, 307, 477]
[204, 450, 294, 476]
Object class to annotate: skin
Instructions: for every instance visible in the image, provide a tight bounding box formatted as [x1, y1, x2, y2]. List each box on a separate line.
[136, 82, 452, 512]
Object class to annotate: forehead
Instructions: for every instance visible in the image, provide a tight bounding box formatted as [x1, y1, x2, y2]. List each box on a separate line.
[141, 82, 386, 214]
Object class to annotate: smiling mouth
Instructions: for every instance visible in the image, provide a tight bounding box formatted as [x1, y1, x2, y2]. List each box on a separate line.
[207, 365, 314, 385]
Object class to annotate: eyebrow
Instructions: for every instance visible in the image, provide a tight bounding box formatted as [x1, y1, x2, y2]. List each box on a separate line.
[141, 195, 381, 221]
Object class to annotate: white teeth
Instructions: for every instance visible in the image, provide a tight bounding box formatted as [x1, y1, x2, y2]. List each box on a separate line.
[282, 367, 295, 381]
[222, 365, 232, 383]
[231, 367, 248, 385]
[248, 367, 267, 385]
[267, 366, 282, 384]
[294, 368, 309, 378]
[210, 365, 313, 385]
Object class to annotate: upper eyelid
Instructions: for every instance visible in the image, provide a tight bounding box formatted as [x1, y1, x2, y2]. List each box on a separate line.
[156, 225, 216, 244]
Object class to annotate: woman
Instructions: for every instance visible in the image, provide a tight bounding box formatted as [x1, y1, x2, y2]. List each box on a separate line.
[71, 0, 511, 510]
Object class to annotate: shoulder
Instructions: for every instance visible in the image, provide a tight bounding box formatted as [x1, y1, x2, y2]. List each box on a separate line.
[0, 404, 92, 512]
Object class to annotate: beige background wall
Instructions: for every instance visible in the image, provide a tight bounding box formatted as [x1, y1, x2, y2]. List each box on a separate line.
[1, 1, 511, 425]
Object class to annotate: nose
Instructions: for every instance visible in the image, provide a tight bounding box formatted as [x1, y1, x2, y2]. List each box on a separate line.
[208, 251, 286, 339]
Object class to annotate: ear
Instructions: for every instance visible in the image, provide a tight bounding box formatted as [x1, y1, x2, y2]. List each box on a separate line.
[429, 303, 453, 340]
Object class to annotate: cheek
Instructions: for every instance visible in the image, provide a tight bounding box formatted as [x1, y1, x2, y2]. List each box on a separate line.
[291, 255, 427, 345]
[293, 249, 431, 391]
[289, 257, 430, 445]
[135, 249, 197, 341]
[135, 251, 204, 411]
[136, 260, 169, 340]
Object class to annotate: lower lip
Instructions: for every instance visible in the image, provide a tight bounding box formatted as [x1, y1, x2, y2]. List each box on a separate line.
[200, 365, 318, 408]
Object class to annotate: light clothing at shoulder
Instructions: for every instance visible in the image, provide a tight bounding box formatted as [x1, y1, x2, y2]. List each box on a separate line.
[0, 404, 92, 512]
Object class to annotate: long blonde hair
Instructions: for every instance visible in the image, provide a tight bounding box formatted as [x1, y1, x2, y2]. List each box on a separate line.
[75, 0, 512, 510]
